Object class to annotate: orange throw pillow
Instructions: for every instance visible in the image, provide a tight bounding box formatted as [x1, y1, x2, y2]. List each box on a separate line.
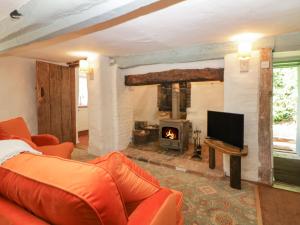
[1, 153, 128, 225]
[0, 127, 11, 140]
[0, 117, 32, 141]
[89, 152, 160, 213]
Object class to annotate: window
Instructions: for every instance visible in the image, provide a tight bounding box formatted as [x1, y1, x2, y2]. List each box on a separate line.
[78, 74, 88, 107]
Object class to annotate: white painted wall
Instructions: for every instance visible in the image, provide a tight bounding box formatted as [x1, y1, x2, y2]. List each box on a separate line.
[86, 53, 261, 182]
[188, 81, 224, 139]
[77, 107, 89, 131]
[75, 68, 89, 133]
[116, 59, 224, 149]
[0, 56, 37, 134]
[132, 85, 159, 124]
[224, 51, 260, 182]
[88, 54, 118, 155]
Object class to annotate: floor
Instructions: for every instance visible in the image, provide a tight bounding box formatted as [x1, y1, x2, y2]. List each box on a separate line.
[258, 184, 300, 225]
[122, 142, 224, 178]
[71, 148, 96, 162]
[72, 148, 258, 225]
[76, 131, 89, 150]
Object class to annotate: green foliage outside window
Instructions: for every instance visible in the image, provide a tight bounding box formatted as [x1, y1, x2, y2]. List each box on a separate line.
[273, 67, 298, 124]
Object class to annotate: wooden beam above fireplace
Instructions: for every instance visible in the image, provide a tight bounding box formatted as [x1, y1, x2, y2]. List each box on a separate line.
[125, 68, 224, 86]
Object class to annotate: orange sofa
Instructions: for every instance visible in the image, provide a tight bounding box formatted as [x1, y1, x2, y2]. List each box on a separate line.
[0, 151, 183, 225]
[0, 117, 73, 159]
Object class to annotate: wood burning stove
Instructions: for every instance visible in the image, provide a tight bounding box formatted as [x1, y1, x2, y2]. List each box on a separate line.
[159, 83, 190, 152]
[159, 119, 190, 152]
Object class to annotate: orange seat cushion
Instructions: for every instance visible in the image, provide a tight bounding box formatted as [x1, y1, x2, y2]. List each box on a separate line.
[171, 189, 184, 225]
[0, 153, 127, 225]
[0, 117, 32, 141]
[89, 152, 160, 213]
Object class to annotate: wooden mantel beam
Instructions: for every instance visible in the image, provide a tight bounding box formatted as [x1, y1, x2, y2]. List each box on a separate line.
[125, 68, 224, 86]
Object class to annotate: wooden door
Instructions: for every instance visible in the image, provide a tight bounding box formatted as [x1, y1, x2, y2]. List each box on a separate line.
[36, 61, 76, 143]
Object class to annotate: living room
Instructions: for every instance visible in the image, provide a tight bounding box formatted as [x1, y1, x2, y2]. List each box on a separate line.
[0, 1, 300, 225]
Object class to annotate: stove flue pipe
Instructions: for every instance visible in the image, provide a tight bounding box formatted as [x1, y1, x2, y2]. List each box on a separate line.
[171, 83, 180, 120]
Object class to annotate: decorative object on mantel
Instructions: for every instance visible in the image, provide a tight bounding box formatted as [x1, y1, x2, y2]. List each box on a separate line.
[192, 129, 202, 160]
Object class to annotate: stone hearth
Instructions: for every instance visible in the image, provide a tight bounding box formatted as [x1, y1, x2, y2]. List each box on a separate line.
[123, 141, 224, 178]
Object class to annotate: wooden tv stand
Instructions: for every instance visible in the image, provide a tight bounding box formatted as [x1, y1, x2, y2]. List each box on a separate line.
[204, 138, 248, 189]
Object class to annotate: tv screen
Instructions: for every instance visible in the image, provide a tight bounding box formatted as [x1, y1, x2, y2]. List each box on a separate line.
[207, 111, 244, 149]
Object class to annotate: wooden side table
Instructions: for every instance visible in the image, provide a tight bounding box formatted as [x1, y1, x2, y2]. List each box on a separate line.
[204, 139, 248, 189]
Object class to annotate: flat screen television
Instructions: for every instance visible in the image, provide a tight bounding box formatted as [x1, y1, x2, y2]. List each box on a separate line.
[207, 111, 244, 149]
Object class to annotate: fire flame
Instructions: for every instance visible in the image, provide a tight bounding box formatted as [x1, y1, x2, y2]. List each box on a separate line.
[165, 129, 176, 140]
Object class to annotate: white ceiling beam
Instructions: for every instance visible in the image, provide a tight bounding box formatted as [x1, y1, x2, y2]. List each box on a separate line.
[114, 32, 300, 68]
[0, 0, 183, 54]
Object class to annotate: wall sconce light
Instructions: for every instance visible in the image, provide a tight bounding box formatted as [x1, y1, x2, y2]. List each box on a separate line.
[79, 59, 94, 79]
[79, 59, 90, 73]
[231, 33, 262, 72]
[238, 41, 252, 72]
[238, 42, 252, 60]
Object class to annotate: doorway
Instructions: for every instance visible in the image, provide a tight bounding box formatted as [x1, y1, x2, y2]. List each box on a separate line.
[272, 59, 300, 189]
[273, 66, 298, 153]
[36, 61, 76, 143]
[76, 69, 89, 150]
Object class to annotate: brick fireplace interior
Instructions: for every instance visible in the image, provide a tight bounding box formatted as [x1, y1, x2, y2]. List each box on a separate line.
[128, 68, 224, 156]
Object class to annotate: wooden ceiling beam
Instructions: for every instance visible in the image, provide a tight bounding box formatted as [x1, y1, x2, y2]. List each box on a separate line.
[125, 68, 224, 86]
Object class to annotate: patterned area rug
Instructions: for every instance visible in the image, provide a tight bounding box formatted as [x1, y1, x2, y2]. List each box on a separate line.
[72, 149, 258, 225]
[136, 161, 258, 225]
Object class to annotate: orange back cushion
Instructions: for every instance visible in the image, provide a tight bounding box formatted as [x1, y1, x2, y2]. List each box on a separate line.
[0, 117, 31, 141]
[1, 153, 127, 225]
[89, 152, 160, 211]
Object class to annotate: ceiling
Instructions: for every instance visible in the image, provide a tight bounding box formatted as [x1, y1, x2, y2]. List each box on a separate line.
[0, 0, 30, 21]
[12, 0, 300, 62]
[0, 0, 161, 52]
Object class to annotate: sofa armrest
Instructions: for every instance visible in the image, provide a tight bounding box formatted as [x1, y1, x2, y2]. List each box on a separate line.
[31, 134, 59, 146]
[128, 188, 177, 225]
[0, 196, 49, 225]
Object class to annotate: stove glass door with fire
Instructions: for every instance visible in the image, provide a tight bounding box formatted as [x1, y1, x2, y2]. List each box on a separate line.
[161, 127, 179, 140]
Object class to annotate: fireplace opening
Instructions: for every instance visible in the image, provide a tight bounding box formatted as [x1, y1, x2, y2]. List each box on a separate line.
[162, 127, 179, 140]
